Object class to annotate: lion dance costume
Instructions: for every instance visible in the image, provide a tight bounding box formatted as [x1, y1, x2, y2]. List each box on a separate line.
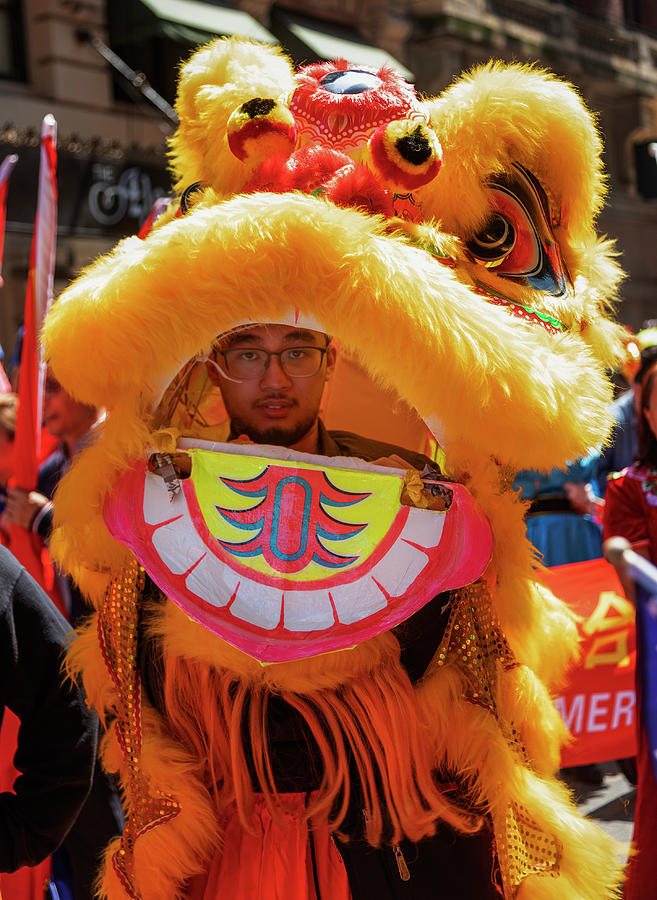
[44, 39, 626, 899]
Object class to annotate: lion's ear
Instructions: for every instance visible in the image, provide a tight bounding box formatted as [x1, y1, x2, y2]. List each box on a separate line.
[168, 37, 296, 198]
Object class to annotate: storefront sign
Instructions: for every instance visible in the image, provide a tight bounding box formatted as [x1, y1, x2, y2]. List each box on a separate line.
[1, 142, 170, 237]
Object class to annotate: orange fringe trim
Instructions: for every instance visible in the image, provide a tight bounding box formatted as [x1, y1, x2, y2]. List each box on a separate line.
[161, 652, 482, 846]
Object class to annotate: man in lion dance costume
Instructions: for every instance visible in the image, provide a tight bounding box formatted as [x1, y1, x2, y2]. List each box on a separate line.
[43, 38, 627, 899]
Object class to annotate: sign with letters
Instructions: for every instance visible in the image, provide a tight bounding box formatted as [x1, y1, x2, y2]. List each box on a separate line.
[0, 141, 169, 237]
[543, 557, 637, 767]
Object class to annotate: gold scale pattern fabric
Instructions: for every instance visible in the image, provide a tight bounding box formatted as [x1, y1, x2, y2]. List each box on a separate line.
[426, 581, 561, 895]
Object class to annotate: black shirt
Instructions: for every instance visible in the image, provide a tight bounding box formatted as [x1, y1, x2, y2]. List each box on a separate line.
[0, 547, 98, 872]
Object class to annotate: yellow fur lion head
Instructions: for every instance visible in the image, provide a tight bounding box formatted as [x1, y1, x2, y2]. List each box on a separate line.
[44, 39, 625, 900]
[44, 39, 622, 597]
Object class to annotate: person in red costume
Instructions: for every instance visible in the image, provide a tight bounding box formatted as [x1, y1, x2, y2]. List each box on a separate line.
[178, 321, 501, 899]
[603, 360, 657, 899]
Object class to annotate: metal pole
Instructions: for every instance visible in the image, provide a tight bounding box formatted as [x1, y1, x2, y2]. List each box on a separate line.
[605, 536, 657, 595]
[77, 29, 179, 127]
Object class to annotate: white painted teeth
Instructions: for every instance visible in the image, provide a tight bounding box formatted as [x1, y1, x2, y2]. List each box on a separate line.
[185, 553, 239, 608]
[230, 581, 282, 630]
[283, 590, 336, 631]
[147, 470, 212, 576]
[151, 519, 208, 575]
[367, 541, 427, 595]
[399, 507, 445, 548]
[330, 578, 387, 625]
[144, 470, 447, 634]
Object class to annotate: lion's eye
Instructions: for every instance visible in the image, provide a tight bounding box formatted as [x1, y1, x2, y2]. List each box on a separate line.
[468, 214, 515, 264]
[466, 165, 571, 297]
[320, 69, 383, 95]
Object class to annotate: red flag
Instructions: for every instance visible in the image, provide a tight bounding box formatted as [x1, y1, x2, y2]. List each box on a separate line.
[138, 194, 171, 238]
[0, 153, 18, 288]
[13, 116, 57, 490]
[10, 116, 58, 592]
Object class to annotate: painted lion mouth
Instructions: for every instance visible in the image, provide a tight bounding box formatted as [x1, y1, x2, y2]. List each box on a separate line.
[104, 438, 492, 663]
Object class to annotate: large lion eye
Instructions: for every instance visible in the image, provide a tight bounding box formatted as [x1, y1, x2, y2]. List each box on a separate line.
[320, 69, 383, 94]
[468, 213, 515, 265]
[466, 164, 572, 297]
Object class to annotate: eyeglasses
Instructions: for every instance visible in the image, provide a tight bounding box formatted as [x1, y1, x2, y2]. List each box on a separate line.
[215, 346, 328, 381]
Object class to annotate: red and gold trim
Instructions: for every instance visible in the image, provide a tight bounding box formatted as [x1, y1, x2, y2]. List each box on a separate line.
[98, 559, 180, 896]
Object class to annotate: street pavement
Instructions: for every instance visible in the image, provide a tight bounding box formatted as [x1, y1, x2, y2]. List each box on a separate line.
[566, 761, 636, 857]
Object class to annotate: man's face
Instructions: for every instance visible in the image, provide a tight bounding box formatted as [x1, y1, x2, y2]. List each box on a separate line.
[43, 371, 96, 441]
[643, 374, 657, 441]
[207, 324, 336, 448]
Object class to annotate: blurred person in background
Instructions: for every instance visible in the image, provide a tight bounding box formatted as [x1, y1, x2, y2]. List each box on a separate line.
[514, 453, 603, 569]
[0, 393, 17, 542]
[604, 359, 657, 900]
[595, 327, 657, 497]
[548, 330, 657, 527]
[0, 374, 121, 899]
[2, 369, 99, 623]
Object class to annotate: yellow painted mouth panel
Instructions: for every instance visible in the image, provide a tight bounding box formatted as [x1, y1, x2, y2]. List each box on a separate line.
[189, 448, 404, 583]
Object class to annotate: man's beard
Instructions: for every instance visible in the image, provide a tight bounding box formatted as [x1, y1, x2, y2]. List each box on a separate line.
[229, 409, 318, 448]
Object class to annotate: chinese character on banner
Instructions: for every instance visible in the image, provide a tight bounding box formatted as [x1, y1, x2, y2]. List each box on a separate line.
[543, 557, 637, 767]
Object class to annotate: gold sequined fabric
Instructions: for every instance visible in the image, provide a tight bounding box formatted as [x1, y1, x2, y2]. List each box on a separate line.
[493, 802, 561, 898]
[424, 581, 562, 896]
[98, 559, 180, 898]
[424, 581, 517, 709]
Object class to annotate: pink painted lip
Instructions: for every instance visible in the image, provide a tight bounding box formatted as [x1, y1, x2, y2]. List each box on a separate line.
[103, 452, 493, 663]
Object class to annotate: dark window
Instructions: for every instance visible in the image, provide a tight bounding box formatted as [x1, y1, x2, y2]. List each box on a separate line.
[106, 1, 208, 107]
[0, 0, 26, 81]
[623, 0, 657, 33]
[634, 140, 657, 199]
[559, 0, 625, 25]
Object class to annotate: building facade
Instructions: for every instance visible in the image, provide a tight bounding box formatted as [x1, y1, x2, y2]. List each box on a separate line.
[0, 0, 656, 357]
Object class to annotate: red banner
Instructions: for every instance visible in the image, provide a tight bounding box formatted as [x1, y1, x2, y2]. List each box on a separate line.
[541, 557, 637, 766]
[13, 115, 57, 489]
[9, 116, 59, 600]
